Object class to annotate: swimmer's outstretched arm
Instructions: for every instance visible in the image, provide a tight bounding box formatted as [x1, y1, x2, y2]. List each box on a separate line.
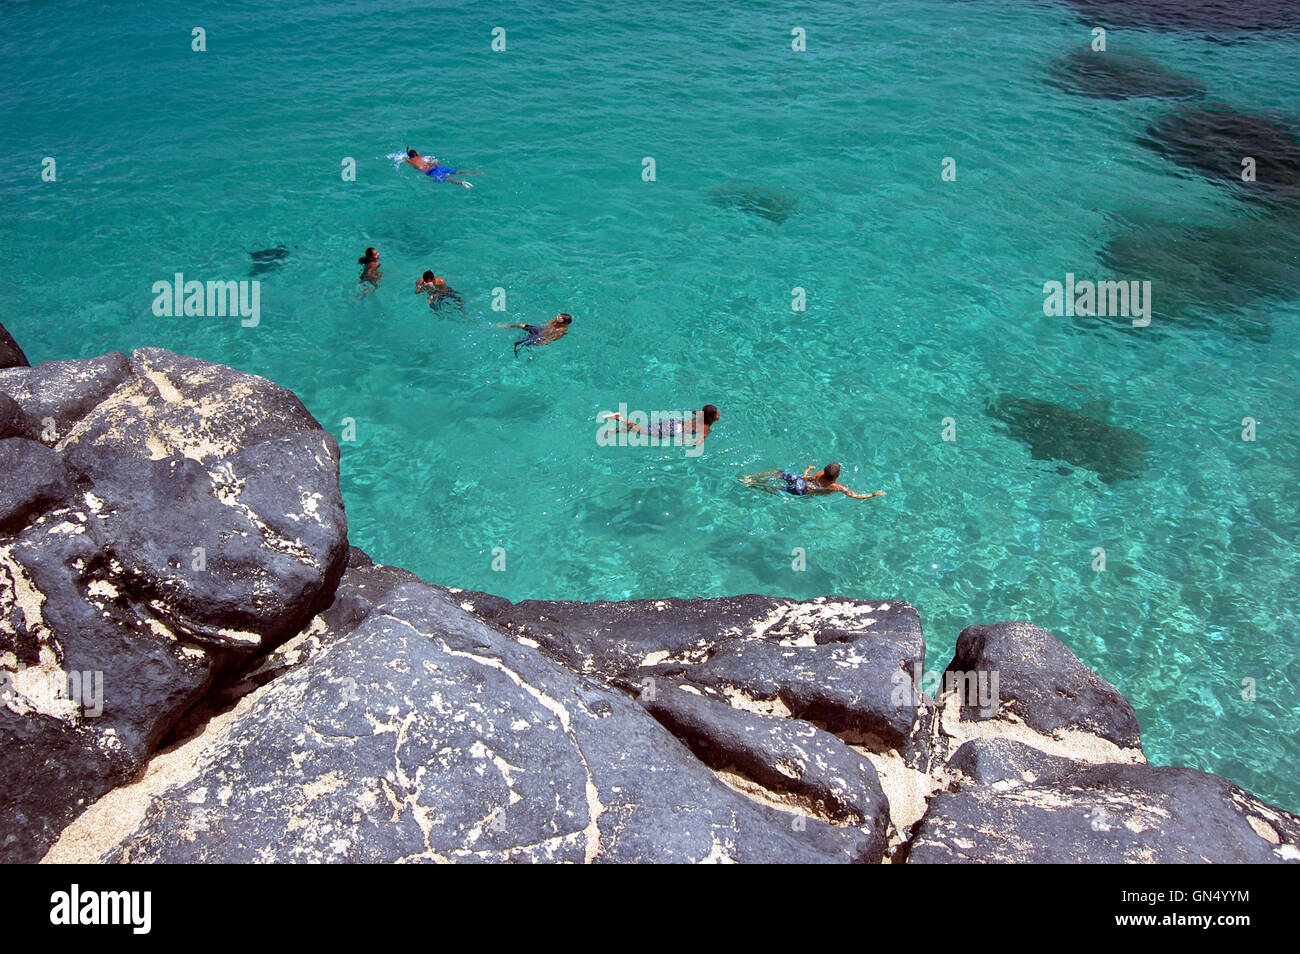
[843, 488, 886, 500]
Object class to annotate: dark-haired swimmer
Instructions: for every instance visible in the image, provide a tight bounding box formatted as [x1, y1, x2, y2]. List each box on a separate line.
[743, 462, 885, 499]
[356, 247, 382, 296]
[415, 271, 464, 311]
[605, 405, 720, 448]
[498, 313, 572, 356]
[403, 149, 480, 189]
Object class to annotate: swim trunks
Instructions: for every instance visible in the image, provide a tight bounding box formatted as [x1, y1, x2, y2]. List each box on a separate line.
[426, 166, 457, 180]
[514, 324, 545, 355]
[646, 418, 684, 439]
[779, 471, 809, 496]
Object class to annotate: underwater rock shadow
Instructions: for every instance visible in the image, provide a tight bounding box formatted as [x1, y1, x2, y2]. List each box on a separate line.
[1047, 48, 1206, 101]
[1060, 0, 1300, 33]
[708, 184, 799, 224]
[249, 244, 292, 277]
[985, 394, 1150, 485]
[1138, 104, 1300, 207]
[1090, 210, 1300, 342]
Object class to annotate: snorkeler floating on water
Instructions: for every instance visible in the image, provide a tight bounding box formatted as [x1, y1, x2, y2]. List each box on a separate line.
[499, 313, 572, 356]
[403, 149, 480, 189]
[743, 462, 885, 500]
[415, 271, 464, 311]
[356, 247, 381, 295]
[605, 405, 720, 448]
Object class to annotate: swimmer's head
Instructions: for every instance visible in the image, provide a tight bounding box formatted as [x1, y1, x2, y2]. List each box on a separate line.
[556, 313, 573, 325]
[422, 270, 435, 282]
[823, 462, 841, 481]
[701, 405, 720, 424]
[358, 247, 378, 264]
[407, 149, 419, 158]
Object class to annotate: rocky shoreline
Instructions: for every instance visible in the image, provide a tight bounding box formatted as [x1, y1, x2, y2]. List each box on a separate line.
[2, 322, 1297, 863]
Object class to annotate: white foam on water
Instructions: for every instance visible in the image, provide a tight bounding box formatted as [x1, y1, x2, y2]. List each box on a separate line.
[387, 152, 436, 168]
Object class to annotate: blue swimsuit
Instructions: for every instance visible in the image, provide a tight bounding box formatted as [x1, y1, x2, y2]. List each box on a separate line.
[646, 418, 684, 439]
[779, 471, 809, 495]
[426, 165, 457, 181]
[514, 324, 544, 355]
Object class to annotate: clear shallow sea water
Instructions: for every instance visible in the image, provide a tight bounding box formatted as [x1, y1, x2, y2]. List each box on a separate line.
[2, 0, 1298, 810]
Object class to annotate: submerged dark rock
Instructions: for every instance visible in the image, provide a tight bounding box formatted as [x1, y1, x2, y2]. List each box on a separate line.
[1098, 212, 1300, 339]
[248, 244, 291, 276]
[709, 184, 798, 223]
[1047, 49, 1205, 100]
[1140, 105, 1300, 205]
[1062, 0, 1300, 33]
[985, 394, 1150, 484]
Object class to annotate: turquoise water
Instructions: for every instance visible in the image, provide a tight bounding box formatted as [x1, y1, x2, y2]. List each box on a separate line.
[3, 0, 1298, 811]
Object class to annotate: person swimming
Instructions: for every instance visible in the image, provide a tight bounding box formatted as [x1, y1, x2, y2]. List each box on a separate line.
[415, 271, 464, 311]
[498, 313, 572, 356]
[403, 149, 480, 189]
[357, 247, 382, 295]
[605, 405, 720, 448]
[743, 462, 885, 500]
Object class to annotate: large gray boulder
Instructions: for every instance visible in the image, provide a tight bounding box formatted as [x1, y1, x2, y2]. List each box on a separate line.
[482, 595, 927, 748]
[944, 620, 1142, 749]
[900, 625, 1300, 864]
[0, 352, 131, 444]
[1, 346, 347, 863]
[63, 575, 880, 864]
[908, 763, 1300, 864]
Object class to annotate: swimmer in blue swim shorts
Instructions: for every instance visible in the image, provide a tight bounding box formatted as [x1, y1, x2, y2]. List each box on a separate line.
[403, 149, 480, 189]
[498, 312, 573, 356]
[742, 462, 885, 500]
